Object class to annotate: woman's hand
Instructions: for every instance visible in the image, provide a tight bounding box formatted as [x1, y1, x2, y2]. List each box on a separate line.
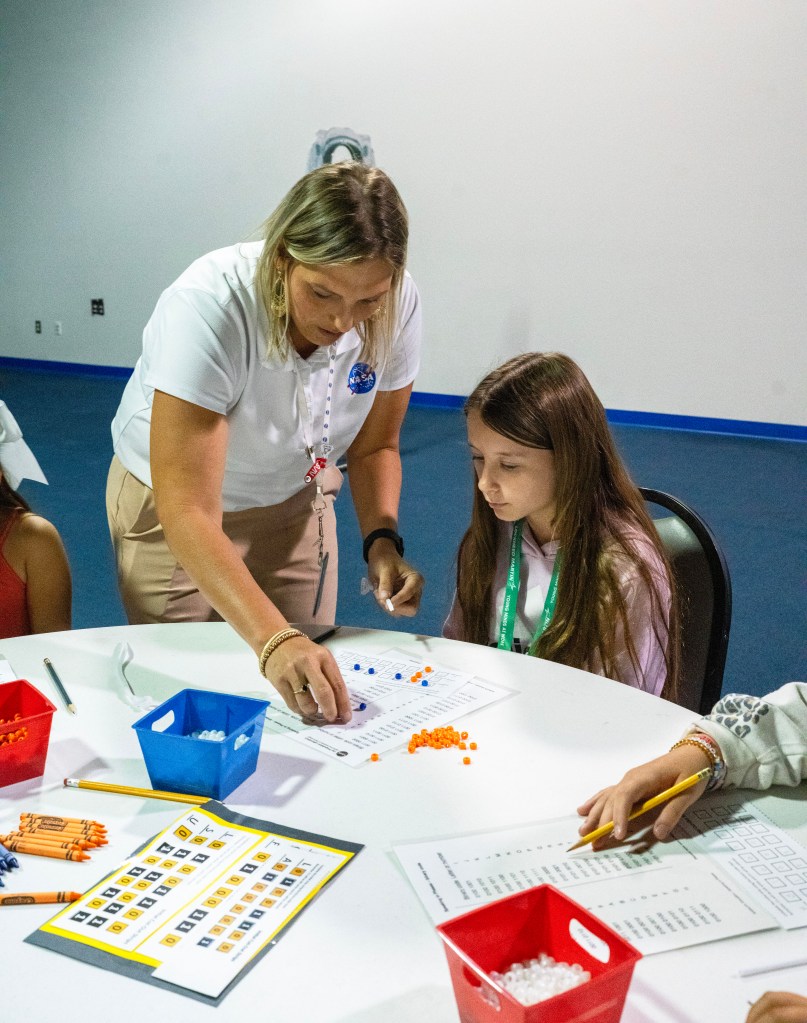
[576, 743, 713, 845]
[263, 636, 352, 724]
[746, 992, 807, 1023]
[368, 540, 424, 617]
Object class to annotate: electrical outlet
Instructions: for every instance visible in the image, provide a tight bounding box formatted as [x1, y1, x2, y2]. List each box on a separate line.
[55, 321, 63, 336]
[91, 298, 104, 315]
[35, 320, 42, 334]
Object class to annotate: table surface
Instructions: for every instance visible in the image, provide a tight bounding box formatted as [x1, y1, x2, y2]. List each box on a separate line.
[0, 624, 804, 1022]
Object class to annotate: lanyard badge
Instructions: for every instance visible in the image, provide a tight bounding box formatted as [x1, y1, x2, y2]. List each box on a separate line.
[293, 348, 337, 602]
[294, 347, 336, 487]
[497, 519, 561, 654]
[304, 456, 327, 484]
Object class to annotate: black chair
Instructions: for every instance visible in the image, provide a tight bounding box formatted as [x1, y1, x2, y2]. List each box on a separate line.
[640, 488, 732, 715]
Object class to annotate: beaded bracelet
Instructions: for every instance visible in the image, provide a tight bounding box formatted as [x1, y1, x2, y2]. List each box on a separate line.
[258, 628, 306, 678]
[669, 733, 726, 790]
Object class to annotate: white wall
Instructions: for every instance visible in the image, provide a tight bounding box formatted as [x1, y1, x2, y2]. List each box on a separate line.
[2, 1, 805, 425]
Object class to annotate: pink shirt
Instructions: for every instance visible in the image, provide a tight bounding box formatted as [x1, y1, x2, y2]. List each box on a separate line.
[444, 521, 671, 695]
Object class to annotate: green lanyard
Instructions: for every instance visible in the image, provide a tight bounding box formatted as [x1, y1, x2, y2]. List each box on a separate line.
[496, 519, 561, 655]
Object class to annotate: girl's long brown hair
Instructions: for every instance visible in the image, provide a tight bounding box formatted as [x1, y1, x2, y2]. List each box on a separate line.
[0, 474, 31, 514]
[455, 352, 679, 700]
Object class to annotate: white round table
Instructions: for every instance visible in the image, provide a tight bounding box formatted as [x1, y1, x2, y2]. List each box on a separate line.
[0, 624, 804, 1022]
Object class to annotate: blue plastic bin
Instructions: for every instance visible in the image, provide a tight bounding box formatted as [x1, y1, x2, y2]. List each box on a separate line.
[132, 689, 270, 800]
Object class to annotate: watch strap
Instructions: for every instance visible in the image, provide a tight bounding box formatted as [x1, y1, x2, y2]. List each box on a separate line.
[363, 528, 404, 563]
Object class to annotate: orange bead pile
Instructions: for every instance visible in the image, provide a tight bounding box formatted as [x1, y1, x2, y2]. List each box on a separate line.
[407, 726, 477, 764]
[0, 713, 27, 746]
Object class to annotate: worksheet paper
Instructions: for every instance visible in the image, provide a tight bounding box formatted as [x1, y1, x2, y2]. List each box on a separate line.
[393, 811, 789, 955]
[264, 648, 510, 766]
[674, 795, 807, 929]
[0, 656, 19, 682]
[27, 803, 361, 1004]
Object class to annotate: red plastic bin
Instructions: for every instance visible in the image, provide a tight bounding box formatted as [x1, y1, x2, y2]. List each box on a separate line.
[0, 679, 56, 786]
[437, 884, 642, 1023]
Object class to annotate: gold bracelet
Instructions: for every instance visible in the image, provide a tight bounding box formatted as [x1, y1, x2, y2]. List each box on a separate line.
[258, 629, 305, 678]
[669, 737, 717, 770]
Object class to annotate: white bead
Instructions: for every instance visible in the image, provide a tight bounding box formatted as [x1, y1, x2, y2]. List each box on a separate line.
[493, 954, 590, 1006]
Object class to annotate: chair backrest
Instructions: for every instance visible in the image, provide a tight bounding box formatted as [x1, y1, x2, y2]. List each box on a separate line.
[640, 488, 732, 715]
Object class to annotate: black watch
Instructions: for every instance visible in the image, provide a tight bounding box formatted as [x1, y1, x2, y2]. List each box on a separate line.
[363, 528, 404, 563]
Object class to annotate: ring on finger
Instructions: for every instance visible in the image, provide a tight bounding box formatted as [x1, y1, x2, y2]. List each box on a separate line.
[292, 682, 310, 696]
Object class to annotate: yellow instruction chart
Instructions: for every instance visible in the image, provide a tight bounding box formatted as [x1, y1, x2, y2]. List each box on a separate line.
[27, 802, 361, 1003]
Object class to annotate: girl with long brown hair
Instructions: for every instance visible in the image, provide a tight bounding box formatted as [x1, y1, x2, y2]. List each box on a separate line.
[444, 352, 678, 698]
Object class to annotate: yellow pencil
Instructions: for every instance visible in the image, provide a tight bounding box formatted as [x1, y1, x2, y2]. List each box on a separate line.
[568, 767, 712, 851]
[64, 777, 203, 806]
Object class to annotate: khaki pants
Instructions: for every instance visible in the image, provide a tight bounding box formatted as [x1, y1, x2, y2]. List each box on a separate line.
[106, 455, 342, 625]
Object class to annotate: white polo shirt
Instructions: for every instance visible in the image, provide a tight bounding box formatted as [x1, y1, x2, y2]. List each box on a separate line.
[112, 242, 422, 511]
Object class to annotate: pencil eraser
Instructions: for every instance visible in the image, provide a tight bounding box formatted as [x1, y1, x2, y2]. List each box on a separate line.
[385, 598, 395, 612]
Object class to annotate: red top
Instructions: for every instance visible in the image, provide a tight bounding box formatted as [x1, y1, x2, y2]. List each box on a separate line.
[0, 511, 31, 639]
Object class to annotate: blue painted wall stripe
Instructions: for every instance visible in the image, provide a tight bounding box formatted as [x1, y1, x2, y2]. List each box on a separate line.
[406, 391, 807, 441]
[0, 355, 132, 379]
[2, 356, 804, 441]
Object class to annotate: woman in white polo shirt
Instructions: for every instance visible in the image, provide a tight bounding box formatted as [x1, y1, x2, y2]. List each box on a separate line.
[107, 162, 424, 722]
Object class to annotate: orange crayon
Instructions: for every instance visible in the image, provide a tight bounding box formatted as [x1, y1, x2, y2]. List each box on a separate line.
[19, 818, 106, 834]
[0, 837, 90, 860]
[5, 831, 92, 851]
[2, 831, 84, 850]
[0, 891, 82, 906]
[19, 823, 105, 843]
[21, 814, 105, 828]
[20, 819, 106, 835]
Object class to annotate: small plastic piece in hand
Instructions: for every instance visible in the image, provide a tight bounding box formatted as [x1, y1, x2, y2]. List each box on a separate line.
[360, 577, 374, 596]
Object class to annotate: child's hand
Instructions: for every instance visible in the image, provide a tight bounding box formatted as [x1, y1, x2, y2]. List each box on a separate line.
[746, 992, 807, 1023]
[576, 743, 712, 844]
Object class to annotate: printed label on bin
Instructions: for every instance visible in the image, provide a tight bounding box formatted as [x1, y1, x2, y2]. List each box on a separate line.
[569, 917, 610, 963]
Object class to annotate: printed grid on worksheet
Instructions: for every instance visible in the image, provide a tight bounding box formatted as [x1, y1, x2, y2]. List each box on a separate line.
[686, 802, 807, 925]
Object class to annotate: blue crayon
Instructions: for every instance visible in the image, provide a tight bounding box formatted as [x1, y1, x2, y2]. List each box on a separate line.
[0, 844, 19, 870]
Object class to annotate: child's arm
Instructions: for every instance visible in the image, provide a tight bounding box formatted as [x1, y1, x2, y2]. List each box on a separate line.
[21, 516, 72, 632]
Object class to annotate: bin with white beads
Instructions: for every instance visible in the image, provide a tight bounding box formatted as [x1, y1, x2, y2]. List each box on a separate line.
[132, 689, 270, 800]
[436, 884, 641, 1023]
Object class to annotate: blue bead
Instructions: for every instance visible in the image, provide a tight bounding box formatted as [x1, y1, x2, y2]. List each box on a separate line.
[358, 702, 367, 711]
[353, 663, 361, 670]
[368, 668, 375, 674]
[421, 680, 428, 686]
[395, 673, 402, 680]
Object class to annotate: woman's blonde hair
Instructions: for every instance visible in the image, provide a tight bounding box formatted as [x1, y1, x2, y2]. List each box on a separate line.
[256, 162, 408, 364]
[455, 352, 680, 700]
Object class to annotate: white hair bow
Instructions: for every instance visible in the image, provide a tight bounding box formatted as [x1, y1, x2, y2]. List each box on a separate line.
[0, 401, 48, 490]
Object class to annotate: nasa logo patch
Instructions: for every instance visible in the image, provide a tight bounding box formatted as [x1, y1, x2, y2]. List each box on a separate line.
[347, 362, 376, 395]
